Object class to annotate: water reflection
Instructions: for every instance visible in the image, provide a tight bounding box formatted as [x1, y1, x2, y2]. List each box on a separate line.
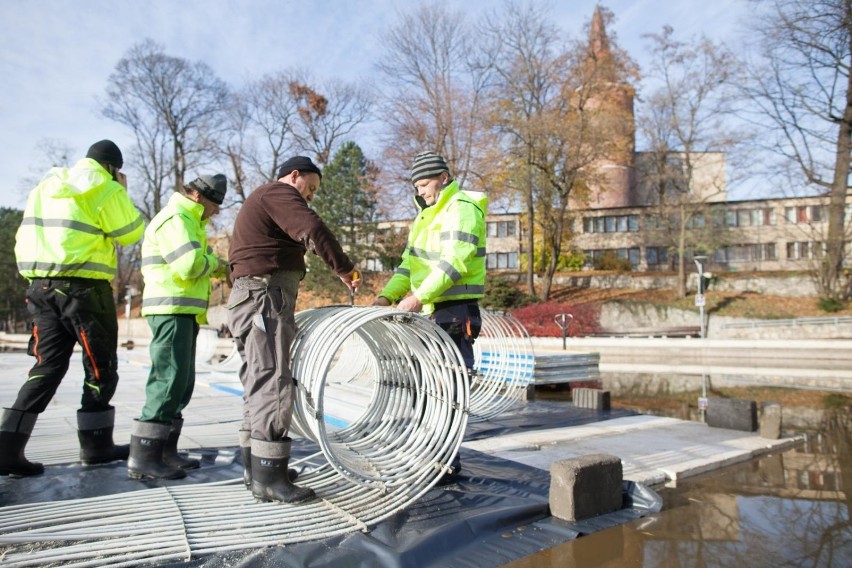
[502, 412, 851, 568]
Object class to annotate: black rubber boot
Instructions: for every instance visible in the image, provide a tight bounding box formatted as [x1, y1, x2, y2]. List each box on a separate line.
[77, 407, 129, 465]
[250, 437, 315, 504]
[241, 429, 297, 488]
[163, 418, 200, 470]
[240, 429, 252, 488]
[0, 408, 44, 477]
[127, 420, 186, 480]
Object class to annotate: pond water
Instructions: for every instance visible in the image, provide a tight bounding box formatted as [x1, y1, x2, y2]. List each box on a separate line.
[502, 412, 851, 567]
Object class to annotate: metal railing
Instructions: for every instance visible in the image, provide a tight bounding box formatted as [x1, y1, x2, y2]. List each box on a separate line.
[720, 316, 852, 329]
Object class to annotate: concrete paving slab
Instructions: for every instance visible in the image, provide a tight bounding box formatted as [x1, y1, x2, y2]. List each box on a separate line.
[464, 415, 801, 486]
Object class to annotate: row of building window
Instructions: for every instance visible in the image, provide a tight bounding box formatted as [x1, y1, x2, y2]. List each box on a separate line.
[585, 241, 840, 267]
[580, 204, 852, 234]
[583, 215, 640, 234]
[461, 240, 849, 273]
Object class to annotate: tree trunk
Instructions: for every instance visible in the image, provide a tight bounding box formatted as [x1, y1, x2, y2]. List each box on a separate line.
[676, 216, 688, 299]
[821, 47, 852, 300]
[525, 169, 536, 296]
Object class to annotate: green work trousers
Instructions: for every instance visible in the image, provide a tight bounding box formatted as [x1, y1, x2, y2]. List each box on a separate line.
[139, 314, 199, 423]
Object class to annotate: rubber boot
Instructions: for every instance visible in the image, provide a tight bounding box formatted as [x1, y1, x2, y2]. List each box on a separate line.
[127, 420, 186, 480]
[0, 408, 44, 477]
[77, 407, 129, 465]
[163, 418, 200, 470]
[250, 437, 315, 504]
[241, 429, 298, 488]
[240, 429, 252, 488]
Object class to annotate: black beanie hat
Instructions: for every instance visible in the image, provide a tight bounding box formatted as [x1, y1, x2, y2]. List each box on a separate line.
[187, 174, 227, 205]
[86, 139, 123, 169]
[277, 156, 322, 180]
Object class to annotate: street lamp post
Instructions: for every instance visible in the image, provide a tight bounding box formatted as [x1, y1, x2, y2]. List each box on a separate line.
[693, 255, 708, 420]
[693, 256, 708, 339]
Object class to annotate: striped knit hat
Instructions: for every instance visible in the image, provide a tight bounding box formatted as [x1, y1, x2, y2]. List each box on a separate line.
[411, 151, 449, 183]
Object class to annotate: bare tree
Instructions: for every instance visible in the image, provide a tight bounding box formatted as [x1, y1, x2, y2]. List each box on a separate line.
[290, 79, 373, 166]
[221, 70, 302, 203]
[219, 71, 373, 205]
[741, 0, 852, 300]
[376, 3, 493, 215]
[637, 26, 744, 298]
[101, 39, 230, 217]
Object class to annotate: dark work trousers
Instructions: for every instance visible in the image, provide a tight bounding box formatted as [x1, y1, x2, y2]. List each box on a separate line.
[12, 278, 119, 414]
[139, 314, 199, 423]
[431, 301, 482, 371]
[227, 271, 302, 441]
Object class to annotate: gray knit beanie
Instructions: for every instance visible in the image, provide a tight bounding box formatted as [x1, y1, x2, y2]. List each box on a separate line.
[187, 174, 227, 205]
[411, 152, 449, 183]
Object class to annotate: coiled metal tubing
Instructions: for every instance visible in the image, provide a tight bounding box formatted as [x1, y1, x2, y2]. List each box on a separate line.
[468, 310, 535, 422]
[289, 305, 469, 492]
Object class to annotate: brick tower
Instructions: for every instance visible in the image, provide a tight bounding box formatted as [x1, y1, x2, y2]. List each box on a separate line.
[580, 6, 636, 209]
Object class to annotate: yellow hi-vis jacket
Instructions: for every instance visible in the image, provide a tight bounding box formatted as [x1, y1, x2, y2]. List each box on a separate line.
[379, 180, 487, 314]
[141, 192, 226, 320]
[15, 158, 144, 280]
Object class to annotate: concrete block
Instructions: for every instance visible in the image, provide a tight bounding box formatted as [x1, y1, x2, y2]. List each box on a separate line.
[572, 388, 611, 410]
[759, 402, 782, 439]
[705, 398, 757, 432]
[550, 454, 623, 521]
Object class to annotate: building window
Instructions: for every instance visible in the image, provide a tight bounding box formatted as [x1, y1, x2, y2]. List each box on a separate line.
[785, 206, 825, 224]
[714, 243, 776, 263]
[487, 252, 519, 270]
[723, 207, 777, 227]
[646, 246, 669, 265]
[582, 214, 639, 234]
[786, 241, 822, 260]
[487, 220, 517, 238]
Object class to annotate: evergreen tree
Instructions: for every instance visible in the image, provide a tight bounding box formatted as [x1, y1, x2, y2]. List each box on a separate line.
[305, 142, 378, 301]
[0, 208, 28, 332]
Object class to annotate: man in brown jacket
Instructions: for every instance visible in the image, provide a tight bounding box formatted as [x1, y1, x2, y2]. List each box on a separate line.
[227, 156, 359, 504]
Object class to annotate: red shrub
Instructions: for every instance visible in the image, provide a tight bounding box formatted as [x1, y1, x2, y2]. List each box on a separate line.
[510, 302, 601, 337]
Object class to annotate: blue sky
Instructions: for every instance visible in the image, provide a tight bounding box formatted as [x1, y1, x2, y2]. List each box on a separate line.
[0, 0, 750, 209]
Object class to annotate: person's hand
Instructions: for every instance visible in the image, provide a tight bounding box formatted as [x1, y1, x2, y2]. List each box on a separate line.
[397, 294, 422, 313]
[372, 296, 391, 307]
[340, 269, 361, 291]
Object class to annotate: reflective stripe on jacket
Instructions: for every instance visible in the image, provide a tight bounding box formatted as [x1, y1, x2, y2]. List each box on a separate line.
[380, 180, 487, 314]
[141, 192, 224, 317]
[15, 158, 144, 280]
